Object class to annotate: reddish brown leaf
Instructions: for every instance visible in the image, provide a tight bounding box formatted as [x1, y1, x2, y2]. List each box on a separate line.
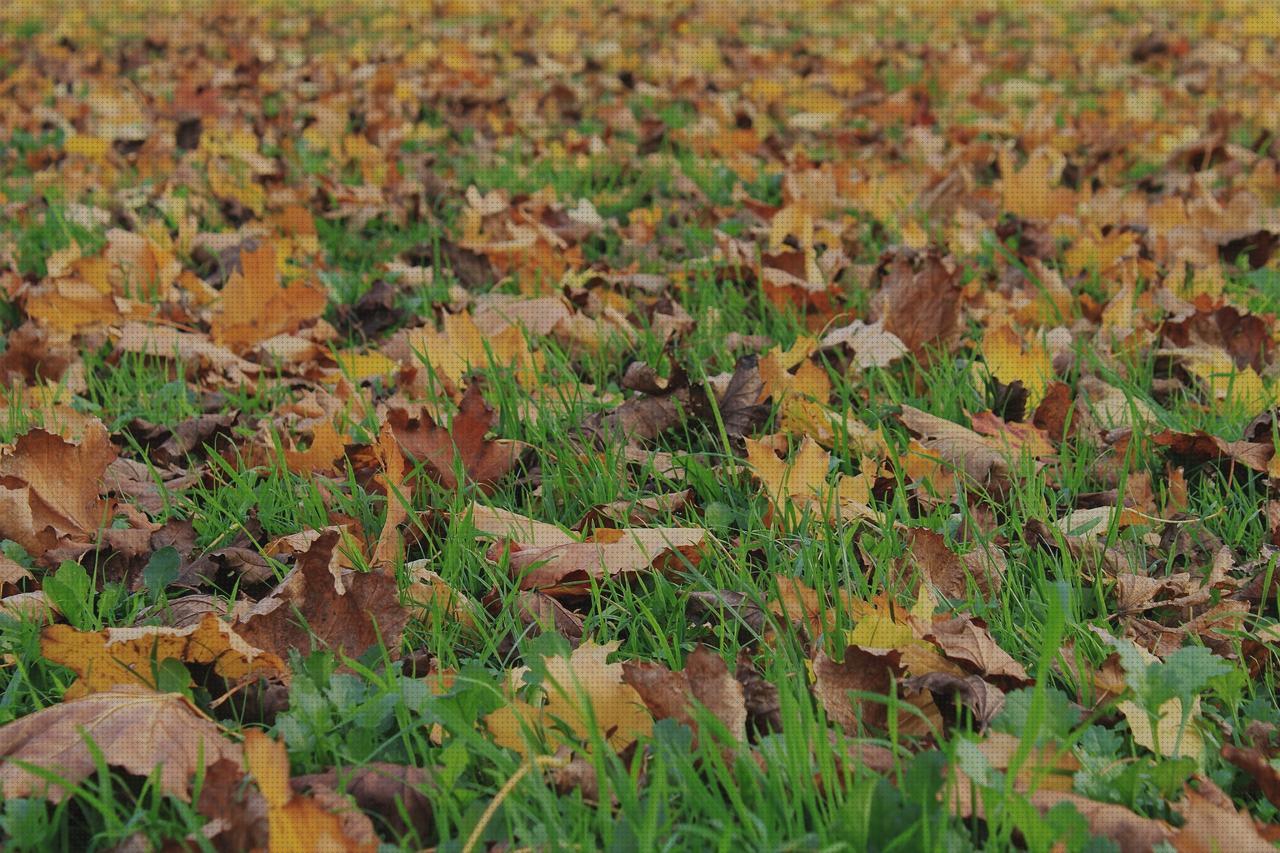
[871, 248, 962, 359]
[387, 382, 527, 493]
[233, 530, 412, 662]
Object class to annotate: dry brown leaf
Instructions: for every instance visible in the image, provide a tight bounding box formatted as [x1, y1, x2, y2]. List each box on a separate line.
[402, 559, 475, 627]
[899, 406, 1010, 489]
[371, 420, 410, 570]
[387, 382, 528, 493]
[1171, 781, 1278, 852]
[0, 553, 33, 596]
[745, 435, 877, 524]
[812, 643, 940, 737]
[233, 530, 412, 662]
[871, 249, 962, 359]
[1152, 428, 1273, 473]
[926, 615, 1030, 684]
[902, 528, 1006, 599]
[0, 687, 240, 802]
[621, 645, 748, 742]
[282, 418, 350, 476]
[292, 763, 436, 842]
[466, 502, 577, 547]
[1221, 744, 1280, 810]
[497, 526, 706, 596]
[0, 421, 117, 559]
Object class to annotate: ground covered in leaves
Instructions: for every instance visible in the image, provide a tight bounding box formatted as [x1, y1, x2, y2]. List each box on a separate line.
[5, 1, 1280, 850]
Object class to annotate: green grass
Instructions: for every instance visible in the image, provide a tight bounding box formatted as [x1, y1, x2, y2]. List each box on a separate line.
[4, 212, 1278, 848]
[4, 2, 1280, 851]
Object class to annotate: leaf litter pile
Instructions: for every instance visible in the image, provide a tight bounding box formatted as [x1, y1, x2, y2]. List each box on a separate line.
[7, 1, 1280, 850]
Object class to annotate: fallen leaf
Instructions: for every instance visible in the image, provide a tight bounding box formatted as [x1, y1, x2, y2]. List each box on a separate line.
[208, 240, 328, 351]
[978, 323, 1053, 409]
[621, 645, 748, 742]
[871, 248, 962, 359]
[899, 407, 1009, 489]
[926, 615, 1029, 684]
[485, 641, 654, 755]
[1118, 697, 1206, 765]
[234, 530, 412, 662]
[41, 613, 288, 699]
[813, 643, 939, 737]
[497, 526, 706, 596]
[292, 763, 436, 842]
[0, 421, 117, 559]
[0, 687, 240, 802]
[387, 382, 528, 493]
[902, 528, 1006, 598]
[243, 729, 378, 852]
[1221, 744, 1280, 809]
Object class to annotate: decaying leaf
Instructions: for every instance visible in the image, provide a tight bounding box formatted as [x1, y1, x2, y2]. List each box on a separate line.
[243, 730, 379, 852]
[901, 528, 1006, 599]
[233, 530, 412, 662]
[0, 687, 240, 802]
[387, 382, 528, 492]
[496, 526, 706, 596]
[0, 422, 117, 559]
[899, 407, 1010, 490]
[871, 249, 962, 359]
[621, 645, 748, 742]
[41, 614, 287, 699]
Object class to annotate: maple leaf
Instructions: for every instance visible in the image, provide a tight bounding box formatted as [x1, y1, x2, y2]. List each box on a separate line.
[744, 435, 877, 525]
[812, 643, 940, 737]
[386, 382, 529, 493]
[581, 360, 697, 445]
[466, 501, 578, 546]
[282, 417, 350, 476]
[387, 309, 538, 396]
[898, 406, 1010, 490]
[620, 645, 747, 743]
[486, 641, 654, 756]
[495, 526, 706, 597]
[370, 419, 410, 569]
[977, 323, 1054, 410]
[900, 528, 1006, 598]
[0, 687, 240, 802]
[242, 730, 379, 852]
[233, 530, 412, 662]
[41, 613, 288, 699]
[208, 239, 328, 351]
[0, 421, 117, 559]
[870, 248, 962, 360]
[292, 763, 437, 842]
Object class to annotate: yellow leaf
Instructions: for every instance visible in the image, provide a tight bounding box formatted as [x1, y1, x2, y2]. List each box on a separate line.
[1182, 350, 1275, 413]
[64, 135, 110, 159]
[484, 642, 653, 756]
[243, 730, 378, 852]
[41, 615, 288, 700]
[401, 311, 534, 393]
[979, 323, 1053, 409]
[846, 612, 915, 651]
[1063, 226, 1137, 275]
[333, 351, 398, 381]
[1117, 698, 1205, 765]
[209, 240, 328, 350]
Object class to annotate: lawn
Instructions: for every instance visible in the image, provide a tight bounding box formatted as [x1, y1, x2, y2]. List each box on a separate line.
[3, 1, 1280, 850]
